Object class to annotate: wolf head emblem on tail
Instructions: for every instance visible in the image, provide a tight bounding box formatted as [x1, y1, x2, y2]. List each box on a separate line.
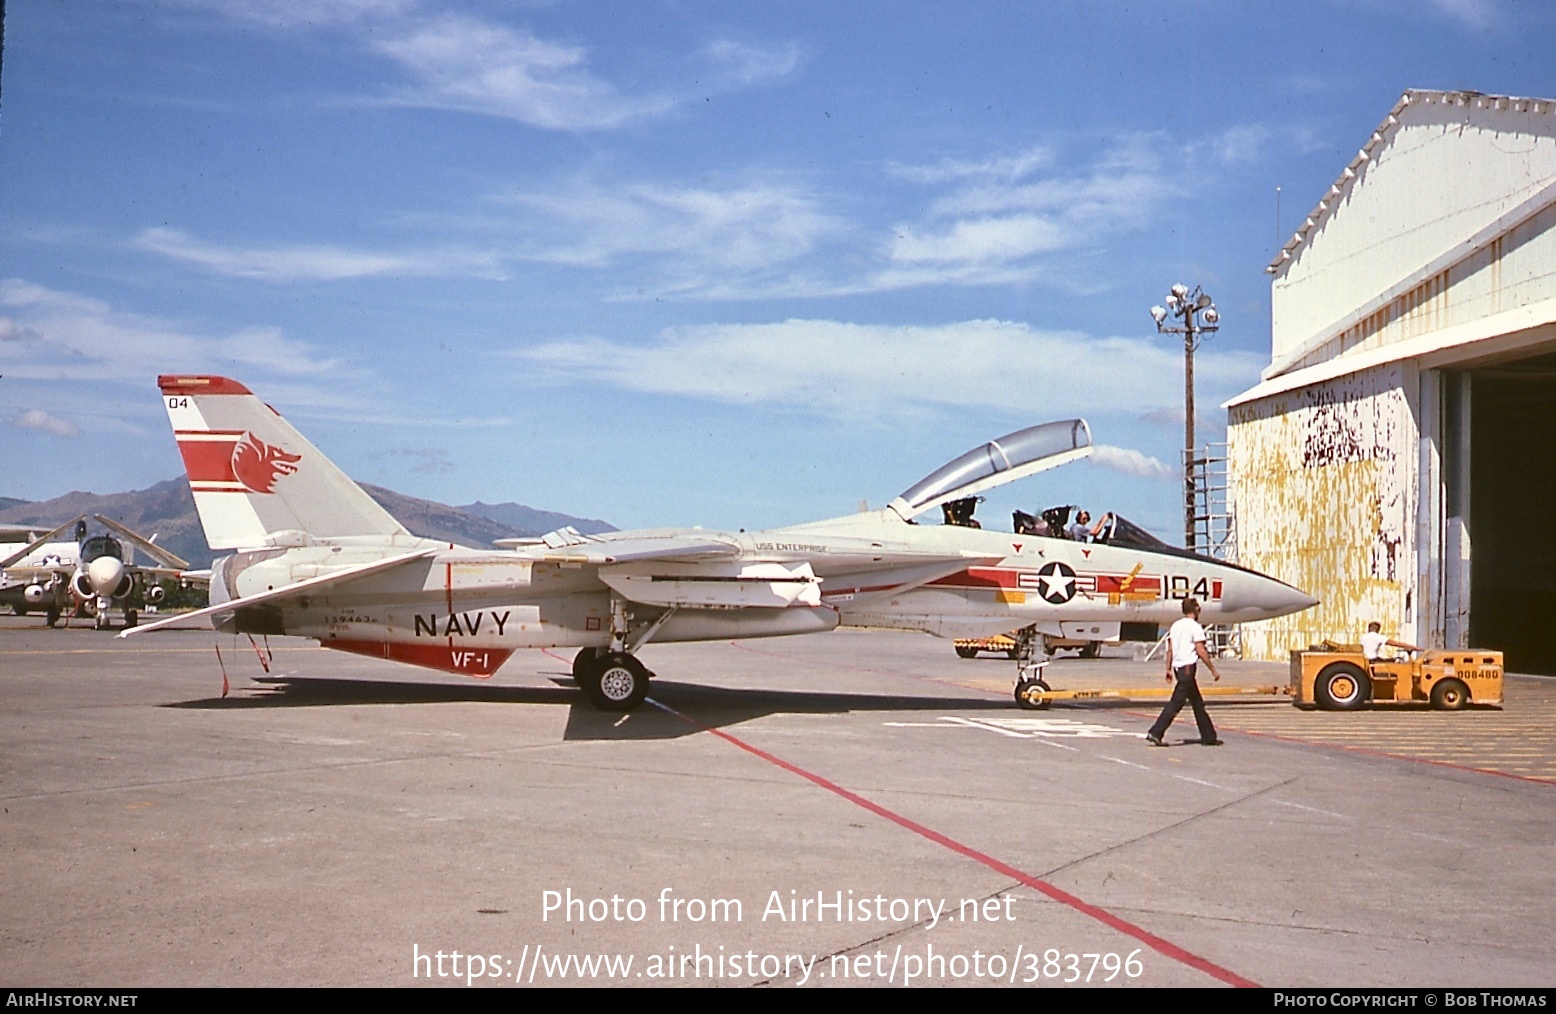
[232, 432, 302, 494]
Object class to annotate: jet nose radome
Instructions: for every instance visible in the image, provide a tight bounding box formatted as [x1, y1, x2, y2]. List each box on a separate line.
[1215, 567, 1319, 623]
[87, 556, 126, 597]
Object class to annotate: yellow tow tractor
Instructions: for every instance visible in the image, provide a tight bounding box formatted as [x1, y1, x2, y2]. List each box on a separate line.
[1007, 643, 1504, 713]
[1291, 644, 1503, 711]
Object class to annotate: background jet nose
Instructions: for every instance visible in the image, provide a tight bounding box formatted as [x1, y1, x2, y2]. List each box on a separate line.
[88, 556, 126, 596]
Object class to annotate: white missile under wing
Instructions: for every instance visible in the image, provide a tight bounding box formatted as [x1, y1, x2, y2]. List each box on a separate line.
[127, 377, 1316, 711]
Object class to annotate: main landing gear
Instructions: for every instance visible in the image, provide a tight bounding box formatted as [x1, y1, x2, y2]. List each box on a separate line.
[571, 597, 674, 712]
[572, 648, 652, 712]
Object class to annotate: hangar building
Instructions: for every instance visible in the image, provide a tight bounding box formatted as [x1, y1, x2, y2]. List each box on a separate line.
[1227, 89, 1556, 673]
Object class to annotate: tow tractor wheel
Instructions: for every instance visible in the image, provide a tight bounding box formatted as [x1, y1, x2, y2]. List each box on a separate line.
[577, 651, 650, 712]
[1431, 677, 1471, 711]
[955, 645, 978, 659]
[1314, 662, 1370, 711]
[1014, 677, 1052, 711]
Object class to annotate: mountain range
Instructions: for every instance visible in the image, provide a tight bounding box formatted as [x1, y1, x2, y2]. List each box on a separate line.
[0, 479, 614, 569]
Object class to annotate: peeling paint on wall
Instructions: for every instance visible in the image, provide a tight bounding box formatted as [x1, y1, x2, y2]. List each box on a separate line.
[1229, 363, 1417, 659]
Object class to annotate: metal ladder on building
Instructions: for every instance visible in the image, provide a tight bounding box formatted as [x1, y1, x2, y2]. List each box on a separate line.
[1188, 443, 1241, 658]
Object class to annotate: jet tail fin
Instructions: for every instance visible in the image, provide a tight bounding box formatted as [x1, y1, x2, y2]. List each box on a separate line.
[159, 375, 410, 550]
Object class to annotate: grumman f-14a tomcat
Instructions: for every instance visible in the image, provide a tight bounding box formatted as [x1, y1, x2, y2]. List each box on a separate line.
[126, 375, 1317, 710]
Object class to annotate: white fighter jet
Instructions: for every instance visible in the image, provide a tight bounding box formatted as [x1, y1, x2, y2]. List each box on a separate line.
[2, 515, 196, 628]
[126, 375, 1316, 709]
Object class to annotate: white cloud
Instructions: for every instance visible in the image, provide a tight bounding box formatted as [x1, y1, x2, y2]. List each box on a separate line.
[374, 446, 455, 475]
[0, 278, 340, 383]
[189, 0, 417, 28]
[515, 318, 1265, 424]
[876, 137, 1178, 288]
[14, 409, 80, 438]
[1198, 125, 1273, 166]
[0, 317, 42, 343]
[372, 15, 674, 129]
[1090, 444, 1174, 481]
[1139, 406, 1229, 436]
[705, 40, 801, 86]
[887, 147, 1054, 185]
[500, 177, 845, 294]
[136, 227, 501, 282]
[1425, 0, 1500, 29]
[890, 215, 1070, 265]
[195, 3, 804, 132]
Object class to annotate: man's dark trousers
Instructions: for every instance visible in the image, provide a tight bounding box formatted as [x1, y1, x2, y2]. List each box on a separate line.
[1148, 664, 1217, 743]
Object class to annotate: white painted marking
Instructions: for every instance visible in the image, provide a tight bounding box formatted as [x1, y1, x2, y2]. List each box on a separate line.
[1100, 755, 1151, 770]
[1271, 799, 1348, 819]
[962, 716, 1137, 739]
[936, 716, 1032, 739]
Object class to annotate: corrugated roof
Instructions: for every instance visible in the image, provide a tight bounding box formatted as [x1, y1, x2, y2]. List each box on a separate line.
[1266, 89, 1556, 276]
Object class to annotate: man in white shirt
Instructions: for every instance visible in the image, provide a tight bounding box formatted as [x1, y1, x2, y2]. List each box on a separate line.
[1360, 621, 1421, 661]
[1145, 597, 1222, 747]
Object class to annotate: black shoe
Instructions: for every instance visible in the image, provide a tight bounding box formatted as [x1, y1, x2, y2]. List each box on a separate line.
[1200, 738, 1223, 746]
[1145, 732, 1164, 747]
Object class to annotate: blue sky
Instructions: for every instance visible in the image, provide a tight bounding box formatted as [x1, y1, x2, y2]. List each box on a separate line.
[2, 0, 1550, 539]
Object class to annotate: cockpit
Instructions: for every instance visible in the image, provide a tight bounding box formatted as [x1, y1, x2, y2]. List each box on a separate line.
[80, 535, 124, 564]
[893, 419, 1171, 550]
[889, 420, 1091, 521]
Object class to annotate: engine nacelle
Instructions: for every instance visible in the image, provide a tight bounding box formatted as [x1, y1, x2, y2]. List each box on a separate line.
[146, 584, 166, 604]
[72, 571, 94, 601]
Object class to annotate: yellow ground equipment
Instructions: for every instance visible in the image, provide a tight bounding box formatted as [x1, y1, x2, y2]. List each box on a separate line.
[1291, 645, 1504, 711]
[1011, 668, 1285, 710]
[956, 623, 1114, 660]
[955, 631, 1022, 660]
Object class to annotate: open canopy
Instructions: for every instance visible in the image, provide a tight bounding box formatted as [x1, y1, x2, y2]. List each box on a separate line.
[888, 419, 1092, 521]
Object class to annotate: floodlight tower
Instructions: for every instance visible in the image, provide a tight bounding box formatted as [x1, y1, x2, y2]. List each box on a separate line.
[1150, 284, 1219, 551]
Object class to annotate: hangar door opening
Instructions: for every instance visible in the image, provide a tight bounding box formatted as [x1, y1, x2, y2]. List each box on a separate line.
[1462, 351, 1556, 674]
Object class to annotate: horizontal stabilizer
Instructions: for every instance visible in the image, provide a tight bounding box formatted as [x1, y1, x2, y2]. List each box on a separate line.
[120, 547, 437, 637]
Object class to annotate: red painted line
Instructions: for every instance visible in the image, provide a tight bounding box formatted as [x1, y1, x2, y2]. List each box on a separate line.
[648, 694, 1259, 988]
[176, 438, 240, 484]
[1228, 726, 1556, 787]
